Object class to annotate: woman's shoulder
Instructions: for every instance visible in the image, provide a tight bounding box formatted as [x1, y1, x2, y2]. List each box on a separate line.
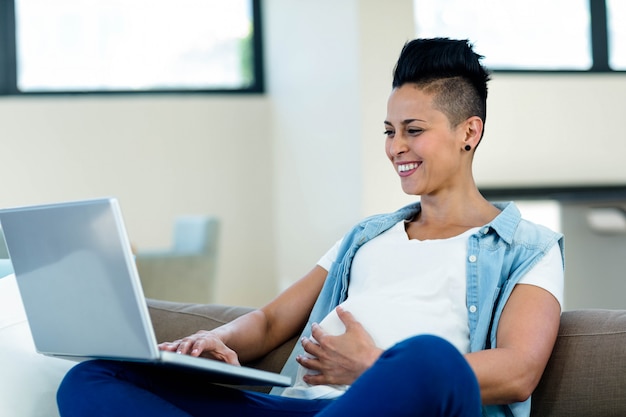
[516, 217, 563, 248]
[507, 205, 563, 252]
[336, 202, 421, 251]
[491, 202, 563, 249]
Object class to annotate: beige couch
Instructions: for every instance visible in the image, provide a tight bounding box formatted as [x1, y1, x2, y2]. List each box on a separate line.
[148, 299, 626, 417]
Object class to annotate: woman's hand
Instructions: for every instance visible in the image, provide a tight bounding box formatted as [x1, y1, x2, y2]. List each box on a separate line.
[158, 330, 241, 366]
[297, 306, 383, 386]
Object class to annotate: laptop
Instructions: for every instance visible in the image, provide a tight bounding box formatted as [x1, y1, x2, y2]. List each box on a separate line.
[0, 198, 291, 387]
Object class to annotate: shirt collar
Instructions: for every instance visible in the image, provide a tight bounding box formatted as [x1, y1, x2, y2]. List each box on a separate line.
[484, 202, 520, 244]
[360, 201, 520, 244]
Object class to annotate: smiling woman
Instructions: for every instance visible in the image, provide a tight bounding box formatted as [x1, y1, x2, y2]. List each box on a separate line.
[54, 37, 564, 417]
[0, 0, 263, 94]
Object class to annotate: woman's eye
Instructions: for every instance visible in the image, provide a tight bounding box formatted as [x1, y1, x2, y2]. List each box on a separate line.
[407, 128, 422, 135]
[383, 130, 394, 137]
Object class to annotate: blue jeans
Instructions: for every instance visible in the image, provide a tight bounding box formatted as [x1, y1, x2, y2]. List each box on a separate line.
[57, 335, 481, 417]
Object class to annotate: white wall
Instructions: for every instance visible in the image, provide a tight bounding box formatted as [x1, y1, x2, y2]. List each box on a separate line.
[264, 0, 363, 291]
[359, 0, 417, 216]
[1, 1, 625, 307]
[0, 96, 277, 306]
[474, 74, 626, 188]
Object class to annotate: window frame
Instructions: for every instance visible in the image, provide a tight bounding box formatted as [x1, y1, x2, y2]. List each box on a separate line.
[0, 0, 264, 96]
[414, 0, 624, 74]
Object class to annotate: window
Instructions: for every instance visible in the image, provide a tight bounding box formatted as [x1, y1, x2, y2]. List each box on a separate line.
[0, 0, 263, 94]
[413, 0, 624, 72]
[607, 0, 626, 69]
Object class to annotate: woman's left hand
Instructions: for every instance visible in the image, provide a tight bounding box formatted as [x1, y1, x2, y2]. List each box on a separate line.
[297, 306, 383, 386]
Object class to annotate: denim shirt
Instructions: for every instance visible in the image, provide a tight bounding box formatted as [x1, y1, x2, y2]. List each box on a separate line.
[274, 201, 564, 417]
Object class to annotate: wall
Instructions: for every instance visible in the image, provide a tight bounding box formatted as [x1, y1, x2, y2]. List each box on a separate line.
[264, 0, 363, 291]
[0, 96, 277, 306]
[561, 202, 626, 309]
[359, 0, 417, 216]
[474, 74, 626, 188]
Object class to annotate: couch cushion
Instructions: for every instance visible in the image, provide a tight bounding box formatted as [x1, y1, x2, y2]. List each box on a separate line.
[147, 298, 255, 343]
[531, 309, 626, 417]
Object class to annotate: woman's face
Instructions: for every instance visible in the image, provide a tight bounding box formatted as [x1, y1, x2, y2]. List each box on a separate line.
[384, 83, 469, 197]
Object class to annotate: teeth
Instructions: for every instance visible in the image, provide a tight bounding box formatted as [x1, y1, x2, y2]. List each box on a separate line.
[398, 163, 419, 173]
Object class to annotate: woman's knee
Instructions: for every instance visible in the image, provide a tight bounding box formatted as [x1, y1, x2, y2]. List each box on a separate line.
[57, 360, 122, 415]
[59, 360, 115, 388]
[59, 361, 98, 394]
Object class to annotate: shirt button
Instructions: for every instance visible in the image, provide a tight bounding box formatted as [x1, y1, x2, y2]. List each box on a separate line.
[469, 305, 477, 313]
[468, 255, 477, 262]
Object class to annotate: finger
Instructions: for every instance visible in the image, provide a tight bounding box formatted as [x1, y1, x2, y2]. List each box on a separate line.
[189, 338, 211, 357]
[296, 354, 323, 372]
[159, 335, 240, 365]
[336, 306, 359, 329]
[176, 339, 194, 355]
[310, 323, 328, 343]
[158, 338, 190, 352]
[189, 338, 241, 366]
[302, 370, 335, 386]
[301, 336, 323, 357]
[157, 341, 179, 351]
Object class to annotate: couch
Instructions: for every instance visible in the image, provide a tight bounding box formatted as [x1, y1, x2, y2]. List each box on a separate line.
[147, 299, 626, 417]
[1, 272, 625, 417]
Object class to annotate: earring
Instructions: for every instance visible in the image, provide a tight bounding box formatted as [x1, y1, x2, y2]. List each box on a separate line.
[464, 144, 472, 151]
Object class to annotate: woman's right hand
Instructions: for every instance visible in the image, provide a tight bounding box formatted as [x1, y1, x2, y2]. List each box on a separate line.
[158, 330, 241, 366]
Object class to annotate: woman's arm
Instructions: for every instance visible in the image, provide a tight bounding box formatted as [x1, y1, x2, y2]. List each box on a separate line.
[159, 265, 328, 364]
[465, 283, 561, 404]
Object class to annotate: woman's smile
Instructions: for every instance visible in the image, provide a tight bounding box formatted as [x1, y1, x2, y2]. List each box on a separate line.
[397, 162, 421, 177]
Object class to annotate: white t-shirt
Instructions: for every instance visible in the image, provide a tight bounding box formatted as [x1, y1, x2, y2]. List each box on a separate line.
[281, 220, 563, 399]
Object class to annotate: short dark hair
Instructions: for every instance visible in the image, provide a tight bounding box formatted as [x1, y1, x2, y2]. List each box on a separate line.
[392, 38, 490, 135]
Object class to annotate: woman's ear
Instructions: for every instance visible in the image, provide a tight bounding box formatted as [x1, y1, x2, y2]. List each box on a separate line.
[462, 116, 483, 150]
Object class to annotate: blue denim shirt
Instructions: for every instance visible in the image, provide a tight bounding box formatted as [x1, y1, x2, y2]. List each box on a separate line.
[275, 201, 564, 417]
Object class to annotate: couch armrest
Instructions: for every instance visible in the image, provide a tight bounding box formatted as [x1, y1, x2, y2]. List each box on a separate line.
[531, 309, 626, 417]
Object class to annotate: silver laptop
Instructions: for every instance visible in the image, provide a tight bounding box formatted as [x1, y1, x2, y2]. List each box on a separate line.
[0, 198, 291, 387]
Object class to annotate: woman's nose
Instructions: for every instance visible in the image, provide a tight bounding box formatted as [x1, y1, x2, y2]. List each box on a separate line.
[388, 134, 408, 157]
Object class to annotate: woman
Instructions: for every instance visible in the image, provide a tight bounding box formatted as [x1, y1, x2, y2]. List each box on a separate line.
[58, 38, 564, 417]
